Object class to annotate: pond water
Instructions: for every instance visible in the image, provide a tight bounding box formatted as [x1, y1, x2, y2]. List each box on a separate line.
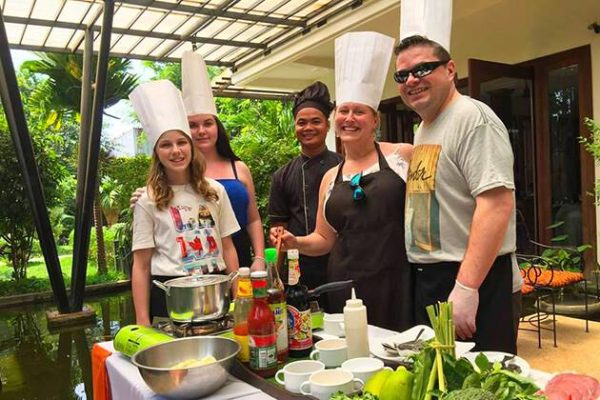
[0, 291, 134, 400]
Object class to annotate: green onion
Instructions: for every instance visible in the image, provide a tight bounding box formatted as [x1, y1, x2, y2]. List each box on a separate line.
[424, 302, 456, 399]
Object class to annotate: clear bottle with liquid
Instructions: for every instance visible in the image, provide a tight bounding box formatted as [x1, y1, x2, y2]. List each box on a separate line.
[232, 267, 252, 362]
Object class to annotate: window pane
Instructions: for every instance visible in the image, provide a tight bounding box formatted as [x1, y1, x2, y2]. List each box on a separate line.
[548, 65, 582, 246]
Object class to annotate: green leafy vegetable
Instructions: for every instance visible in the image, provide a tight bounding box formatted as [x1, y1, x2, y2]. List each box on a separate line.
[328, 390, 380, 400]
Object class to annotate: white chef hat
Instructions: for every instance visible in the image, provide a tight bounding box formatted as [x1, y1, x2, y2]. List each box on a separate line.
[129, 80, 191, 149]
[400, 0, 453, 52]
[182, 51, 217, 116]
[334, 31, 395, 111]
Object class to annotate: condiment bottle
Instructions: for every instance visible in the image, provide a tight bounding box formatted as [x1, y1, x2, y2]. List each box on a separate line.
[248, 270, 278, 377]
[285, 249, 312, 358]
[232, 267, 252, 362]
[343, 287, 370, 358]
[265, 247, 288, 364]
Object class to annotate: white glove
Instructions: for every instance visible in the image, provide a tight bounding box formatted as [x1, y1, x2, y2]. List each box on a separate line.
[448, 280, 479, 340]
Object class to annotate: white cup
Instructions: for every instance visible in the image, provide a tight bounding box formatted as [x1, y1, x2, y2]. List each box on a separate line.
[340, 357, 392, 383]
[274, 360, 325, 393]
[309, 338, 348, 368]
[300, 369, 364, 400]
[323, 313, 345, 337]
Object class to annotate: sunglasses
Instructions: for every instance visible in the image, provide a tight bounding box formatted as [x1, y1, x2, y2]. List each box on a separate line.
[393, 60, 450, 84]
[349, 172, 366, 201]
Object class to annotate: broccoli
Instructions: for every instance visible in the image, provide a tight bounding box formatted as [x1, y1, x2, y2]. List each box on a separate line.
[443, 388, 498, 400]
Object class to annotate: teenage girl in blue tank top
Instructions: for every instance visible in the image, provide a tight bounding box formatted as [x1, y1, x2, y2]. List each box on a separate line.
[186, 113, 265, 270]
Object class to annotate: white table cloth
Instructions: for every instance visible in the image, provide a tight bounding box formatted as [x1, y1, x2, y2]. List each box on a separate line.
[97, 342, 275, 400]
[98, 324, 551, 399]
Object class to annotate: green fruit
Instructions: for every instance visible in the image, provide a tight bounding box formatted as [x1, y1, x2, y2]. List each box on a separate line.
[364, 368, 393, 397]
[379, 366, 414, 400]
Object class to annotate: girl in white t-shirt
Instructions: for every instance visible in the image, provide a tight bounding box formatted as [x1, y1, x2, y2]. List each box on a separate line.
[129, 80, 240, 326]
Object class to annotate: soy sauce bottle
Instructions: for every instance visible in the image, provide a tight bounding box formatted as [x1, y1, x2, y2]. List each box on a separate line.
[285, 249, 312, 358]
[265, 248, 288, 364]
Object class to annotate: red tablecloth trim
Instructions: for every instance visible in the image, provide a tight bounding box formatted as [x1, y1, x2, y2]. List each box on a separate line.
[92, 343, 113, 400]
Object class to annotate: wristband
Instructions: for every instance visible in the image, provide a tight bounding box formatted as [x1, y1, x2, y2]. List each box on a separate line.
[455, 279, 478, 292]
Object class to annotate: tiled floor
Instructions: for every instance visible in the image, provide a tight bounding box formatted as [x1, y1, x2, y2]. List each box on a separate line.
[518, 314, 600, 379]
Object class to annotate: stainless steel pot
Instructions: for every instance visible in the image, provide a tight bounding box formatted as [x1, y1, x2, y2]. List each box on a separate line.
[153, 272, 237, 323]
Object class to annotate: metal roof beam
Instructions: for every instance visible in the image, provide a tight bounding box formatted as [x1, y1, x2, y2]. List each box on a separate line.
[2, 16, 266, 49]
[118, 0, 305, 27]
[215, 90, 294, 101]
[8, 43, 234, 67]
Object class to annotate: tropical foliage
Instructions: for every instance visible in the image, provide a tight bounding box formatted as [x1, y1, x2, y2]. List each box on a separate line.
[0, 102, 69, 280]
[582, 118, 600, 205]
[22, 53, 139, 125]
[22, 52, 139, 275]
[218, 97, 297, 222]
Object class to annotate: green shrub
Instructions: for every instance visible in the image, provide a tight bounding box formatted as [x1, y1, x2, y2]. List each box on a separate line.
[68, 225, 120, 270]
[104, 155, 151, 218]
[0, 277, 52, 296]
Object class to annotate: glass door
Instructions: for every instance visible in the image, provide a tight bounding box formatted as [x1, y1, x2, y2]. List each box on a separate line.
[530, 46, 595, 270]
[468, 59, 536, 253]
[469, 47, 595, 272]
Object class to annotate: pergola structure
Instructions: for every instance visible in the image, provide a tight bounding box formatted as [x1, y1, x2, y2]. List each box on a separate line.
[0, 0, 370, 314]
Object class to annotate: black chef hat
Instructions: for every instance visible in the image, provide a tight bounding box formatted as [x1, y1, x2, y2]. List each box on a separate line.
[292, 81, 334, 118]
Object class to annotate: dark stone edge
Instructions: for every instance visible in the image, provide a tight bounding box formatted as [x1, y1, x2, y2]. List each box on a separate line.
[0, 280, 131, 310]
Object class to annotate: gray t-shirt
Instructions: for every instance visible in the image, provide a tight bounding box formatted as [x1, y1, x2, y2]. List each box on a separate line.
[405, 95, 517, 266]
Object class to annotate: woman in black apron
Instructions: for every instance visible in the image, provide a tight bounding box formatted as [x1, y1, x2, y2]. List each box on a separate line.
[273, 31, 414, 331]
[324, 142, 413, 332]
[274, 103, 414, 332]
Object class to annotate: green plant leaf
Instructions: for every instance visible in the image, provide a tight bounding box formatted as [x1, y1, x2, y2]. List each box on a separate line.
[546, 221, 565, 229]
[550, 234, 569, 242]
[576, 244, 592, 252]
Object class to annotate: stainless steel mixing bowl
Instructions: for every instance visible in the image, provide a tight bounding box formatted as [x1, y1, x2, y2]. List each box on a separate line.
[131, 336, 241, 399]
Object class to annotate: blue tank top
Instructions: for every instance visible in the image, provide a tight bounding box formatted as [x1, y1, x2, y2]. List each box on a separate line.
[217, 161, 249, 228]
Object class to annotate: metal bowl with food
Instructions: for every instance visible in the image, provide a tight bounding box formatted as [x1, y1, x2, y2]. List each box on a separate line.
[131, 336, 241, 399]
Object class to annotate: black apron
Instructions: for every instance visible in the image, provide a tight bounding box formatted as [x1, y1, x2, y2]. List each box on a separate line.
[324, 143, 414, 332]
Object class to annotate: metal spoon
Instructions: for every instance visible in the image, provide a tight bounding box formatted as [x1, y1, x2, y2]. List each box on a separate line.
[382, 328, 427, 355]
[382, 342, 400, 354]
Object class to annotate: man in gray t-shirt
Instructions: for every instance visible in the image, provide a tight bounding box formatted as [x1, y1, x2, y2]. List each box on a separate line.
[395, 35, 518, 353]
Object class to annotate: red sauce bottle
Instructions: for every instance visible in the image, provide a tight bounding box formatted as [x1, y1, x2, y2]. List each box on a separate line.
[247, 271, 278, 377]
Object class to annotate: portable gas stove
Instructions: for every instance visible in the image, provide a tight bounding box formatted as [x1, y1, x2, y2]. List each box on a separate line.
[155, 315, 234, 338]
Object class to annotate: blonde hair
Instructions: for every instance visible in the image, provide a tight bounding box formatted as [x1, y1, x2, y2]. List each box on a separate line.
[147, 134, 218, 210]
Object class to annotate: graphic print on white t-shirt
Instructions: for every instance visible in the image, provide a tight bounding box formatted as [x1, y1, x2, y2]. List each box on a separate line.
[169, 204, 221, 275]
[406, 144, 442, 254]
